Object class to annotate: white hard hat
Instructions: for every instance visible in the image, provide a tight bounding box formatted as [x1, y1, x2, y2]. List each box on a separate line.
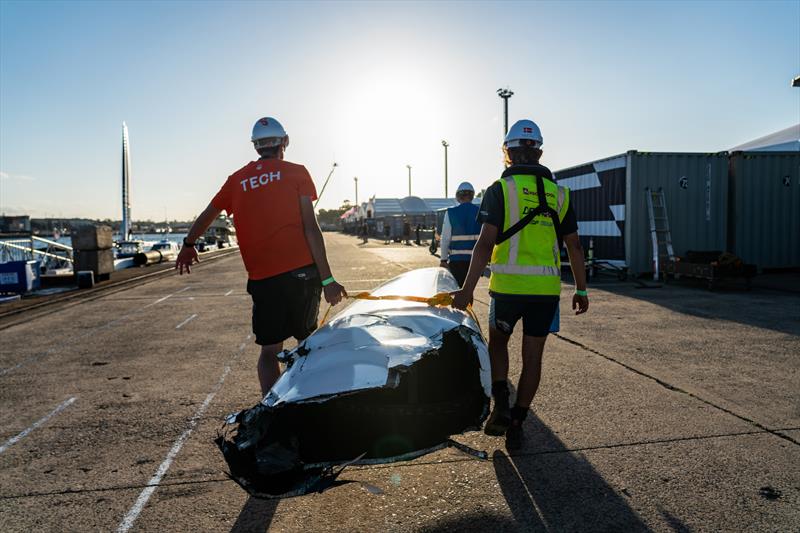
[456, 181, 475, 193]
[251, 117, 289, 149]
[504, 119, 543, 148]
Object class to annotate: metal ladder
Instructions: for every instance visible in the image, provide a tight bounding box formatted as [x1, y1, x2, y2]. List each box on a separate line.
[646, 188, 675, 281]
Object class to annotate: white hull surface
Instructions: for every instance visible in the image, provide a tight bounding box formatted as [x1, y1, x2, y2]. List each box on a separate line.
[217, 267, 491, 497]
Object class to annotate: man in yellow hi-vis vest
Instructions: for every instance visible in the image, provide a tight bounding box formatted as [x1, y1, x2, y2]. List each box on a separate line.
[453, 119, 589, 450]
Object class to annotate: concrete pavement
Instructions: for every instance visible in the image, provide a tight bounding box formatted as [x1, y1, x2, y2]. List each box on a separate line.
[0, 232, 797, 532]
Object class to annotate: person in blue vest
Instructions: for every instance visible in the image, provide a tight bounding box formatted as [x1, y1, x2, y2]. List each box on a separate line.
[439, 182, 482, 287]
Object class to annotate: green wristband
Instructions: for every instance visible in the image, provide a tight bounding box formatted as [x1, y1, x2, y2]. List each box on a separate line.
[321, 276, 336, 287]
[575, 289, 588, 297]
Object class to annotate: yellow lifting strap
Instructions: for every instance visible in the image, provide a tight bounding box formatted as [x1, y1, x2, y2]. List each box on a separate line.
[318, 291, 480, 333]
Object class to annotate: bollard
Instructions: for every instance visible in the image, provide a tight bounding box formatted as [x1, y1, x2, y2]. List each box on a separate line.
[76, 270, 95, 289]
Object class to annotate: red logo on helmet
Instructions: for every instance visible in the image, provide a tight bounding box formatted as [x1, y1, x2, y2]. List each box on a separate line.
[259, 118, 269, 126]
[523, 127, 533, 134]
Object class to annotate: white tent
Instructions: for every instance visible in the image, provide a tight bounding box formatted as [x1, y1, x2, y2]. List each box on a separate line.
[730, 123, 800, 152]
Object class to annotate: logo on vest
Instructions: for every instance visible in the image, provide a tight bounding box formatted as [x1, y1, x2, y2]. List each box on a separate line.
[241, 171, 281, 191]
[522, 187, 555, 198]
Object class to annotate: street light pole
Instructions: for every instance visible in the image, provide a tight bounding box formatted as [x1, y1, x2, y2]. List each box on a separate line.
[497, 87, 514, 135]
[441, 140, 449, 197]
[354, 176, 359, 206]
[406, 165, 412, 197]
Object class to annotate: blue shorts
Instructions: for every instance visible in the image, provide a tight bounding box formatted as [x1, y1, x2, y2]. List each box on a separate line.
[549, 305, 560, 333]
[489, 297, 559, 337]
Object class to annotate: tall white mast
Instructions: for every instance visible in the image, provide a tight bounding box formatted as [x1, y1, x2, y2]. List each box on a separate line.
[121, 122, 131, 240]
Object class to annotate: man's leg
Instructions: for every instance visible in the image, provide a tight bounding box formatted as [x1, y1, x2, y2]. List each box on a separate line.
[488, 327, 511, 383]
[257, 342, 283, 395]
[515, 334, 547, 408]
[484, 326, 513, 435]
[506, 299, 557, 450]
[449, 261, 469, 288]
[248, 276, 288, 397]
[264, 266, 320, 399]
[506, 335, 547, 450]
[485, 295, 521, 436]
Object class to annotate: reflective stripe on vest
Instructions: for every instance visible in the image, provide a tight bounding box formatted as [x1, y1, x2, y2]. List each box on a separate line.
[489, 174, 570, 296]
[450, 235, 481, 242]
[491, 264, 561, 276]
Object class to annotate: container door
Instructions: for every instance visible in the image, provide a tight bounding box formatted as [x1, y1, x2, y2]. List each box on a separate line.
[731, 151, 800, 270]
[627, 152, 729, 275]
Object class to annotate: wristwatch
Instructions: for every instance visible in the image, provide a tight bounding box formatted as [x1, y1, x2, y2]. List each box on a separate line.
[183, 237, 196, 248]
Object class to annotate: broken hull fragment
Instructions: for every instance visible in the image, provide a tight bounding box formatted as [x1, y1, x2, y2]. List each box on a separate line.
[217, 267, 491, 497]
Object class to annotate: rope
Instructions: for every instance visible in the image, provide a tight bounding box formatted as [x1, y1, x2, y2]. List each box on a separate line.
[318, 291, 481, 333]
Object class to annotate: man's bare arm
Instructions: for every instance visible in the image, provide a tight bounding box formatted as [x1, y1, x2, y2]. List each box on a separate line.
[299, 196, 346, 305]
[175, 203, 222, 275]
[186, 204, 222, 244]
[564, 232, 589, 314]
[452, 223, 497, 309]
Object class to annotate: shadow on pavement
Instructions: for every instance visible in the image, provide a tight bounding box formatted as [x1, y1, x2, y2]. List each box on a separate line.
[658, 508, 692, 533]
[417, 511, 518, 532]
[493, 414, 651, 532]
[229, 496, 278, 533]
[579, 272, 800, 337]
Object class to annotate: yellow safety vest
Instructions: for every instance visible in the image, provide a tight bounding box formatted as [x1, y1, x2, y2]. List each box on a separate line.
[489, 173, 570, 296]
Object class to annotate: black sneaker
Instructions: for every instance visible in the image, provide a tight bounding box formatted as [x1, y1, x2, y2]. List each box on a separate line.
[484, 399, 511, 436]
[505, 421, 524, 450]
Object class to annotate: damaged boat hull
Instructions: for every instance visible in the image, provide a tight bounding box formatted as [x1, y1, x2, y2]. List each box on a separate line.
[217, 267, 491, 497]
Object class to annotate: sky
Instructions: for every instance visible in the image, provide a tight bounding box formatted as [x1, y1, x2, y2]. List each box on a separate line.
[1, 0, 798, 220]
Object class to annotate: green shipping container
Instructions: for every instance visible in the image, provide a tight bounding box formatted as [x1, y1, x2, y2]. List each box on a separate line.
[728, 151, 800, 270]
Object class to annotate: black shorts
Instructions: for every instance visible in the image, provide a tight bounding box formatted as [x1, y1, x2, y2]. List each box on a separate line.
[247, 265, 322, 346]
[447, 261, 470, 287]
[489, 296, 559, 337]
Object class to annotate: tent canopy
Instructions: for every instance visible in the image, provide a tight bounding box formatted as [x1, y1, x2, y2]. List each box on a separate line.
[730, 124, 800, 152]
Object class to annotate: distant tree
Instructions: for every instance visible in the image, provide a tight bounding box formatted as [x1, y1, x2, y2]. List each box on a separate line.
[316, 201, 352, 227]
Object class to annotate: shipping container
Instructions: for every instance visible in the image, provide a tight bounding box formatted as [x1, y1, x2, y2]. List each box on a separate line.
[728, 151, 800, 270]
[555, 154, 628, 266]
[555, 151, 729, 275]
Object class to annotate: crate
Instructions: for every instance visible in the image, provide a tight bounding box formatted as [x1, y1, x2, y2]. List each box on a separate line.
[71, 225, 113, 250]
[74, 249, 114, 275]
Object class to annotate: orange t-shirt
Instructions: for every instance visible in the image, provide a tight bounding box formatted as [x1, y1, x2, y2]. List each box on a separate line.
[211, 159, 318, 280]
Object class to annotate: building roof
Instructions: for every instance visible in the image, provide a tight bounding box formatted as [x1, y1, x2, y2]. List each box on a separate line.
[423, 198, 458, 211]
[365, 197, 478, 217]
[399, 196, 432, 215]
[730, 123, 800, 152]
[372, 198, 404, 216]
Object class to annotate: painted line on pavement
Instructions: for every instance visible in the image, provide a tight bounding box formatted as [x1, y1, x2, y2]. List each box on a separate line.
[0, 397, 76, 454]
[116, 335, 251, 532]
[224, 289, 233, 296]
[175, 314, 198, 329]
[1, 286, 193, 377]
[142, 286, 191, 309]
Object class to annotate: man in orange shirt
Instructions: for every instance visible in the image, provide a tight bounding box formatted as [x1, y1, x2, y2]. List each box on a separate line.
[176, 117, 347, 395]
